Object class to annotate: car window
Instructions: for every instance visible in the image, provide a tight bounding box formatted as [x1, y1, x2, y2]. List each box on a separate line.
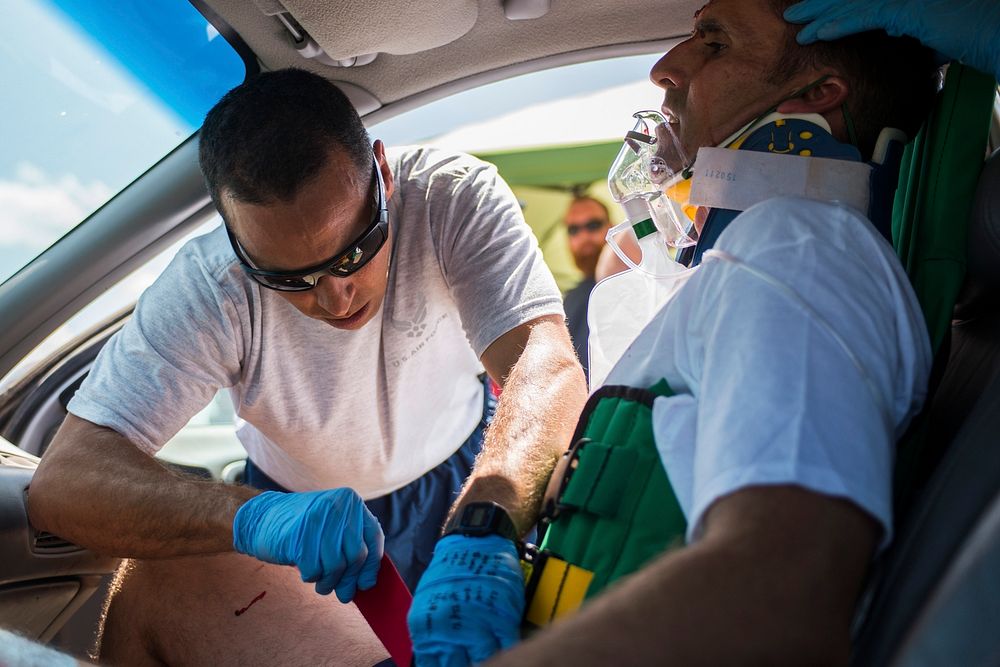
[3, 54, 664, 393]
[0, 216, 221, 393]
[373, 54, 663, 146]
[372, 53, 664, 291]
[2, 51, 667, 465]
[0, 214, 241, 466]
[0, 0, 246, 286]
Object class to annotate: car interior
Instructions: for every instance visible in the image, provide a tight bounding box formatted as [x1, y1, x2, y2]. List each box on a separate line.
[0, 0, 998, 663]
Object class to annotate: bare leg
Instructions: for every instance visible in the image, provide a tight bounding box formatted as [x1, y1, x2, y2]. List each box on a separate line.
[98, 554, 389, 667]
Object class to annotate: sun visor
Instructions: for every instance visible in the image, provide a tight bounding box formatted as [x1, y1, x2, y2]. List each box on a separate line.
[256, 0, 478, 62]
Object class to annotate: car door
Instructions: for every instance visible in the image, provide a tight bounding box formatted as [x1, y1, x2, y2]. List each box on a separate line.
[0, 0, 250, 655]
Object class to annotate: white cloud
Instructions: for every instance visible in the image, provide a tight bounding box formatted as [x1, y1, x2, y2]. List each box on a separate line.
[425, 80, 664, 153]
[49, 56, 138, 115]
[0, 162, 112, 250]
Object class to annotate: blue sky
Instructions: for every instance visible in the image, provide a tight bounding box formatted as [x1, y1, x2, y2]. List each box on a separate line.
[1, 0, 662, 285]
[0, 0, 242, 284]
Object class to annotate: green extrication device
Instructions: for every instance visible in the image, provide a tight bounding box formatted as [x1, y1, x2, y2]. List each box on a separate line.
[522, 380, 685, 627]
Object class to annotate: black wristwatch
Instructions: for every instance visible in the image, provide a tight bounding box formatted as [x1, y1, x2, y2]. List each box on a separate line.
[441, 501, 519, 542]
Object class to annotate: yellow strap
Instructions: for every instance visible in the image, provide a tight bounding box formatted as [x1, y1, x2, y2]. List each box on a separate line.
[524, 555, 594, 627]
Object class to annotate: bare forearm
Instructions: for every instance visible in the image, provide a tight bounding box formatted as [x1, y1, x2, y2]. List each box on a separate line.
[27, 414, 258, 558]
[488, 487, 876, 666]
[458, 319, 588, 534]
[490, 541, 846, 666]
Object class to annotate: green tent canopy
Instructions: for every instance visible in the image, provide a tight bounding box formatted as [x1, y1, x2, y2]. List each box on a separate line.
[475, 141, 622, 190]
[473, 140, 626, 292]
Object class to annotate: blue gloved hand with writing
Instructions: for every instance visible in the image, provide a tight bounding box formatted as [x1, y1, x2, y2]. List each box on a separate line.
[233, 489, 384, 602]
[784, 0, 1000, 80]
[408, 534, 525, 666]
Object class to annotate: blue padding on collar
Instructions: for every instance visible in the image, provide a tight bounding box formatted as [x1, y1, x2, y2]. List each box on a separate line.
[689, 119, 866, 266]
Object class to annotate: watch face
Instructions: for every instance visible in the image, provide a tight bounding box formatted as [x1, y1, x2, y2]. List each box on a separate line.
[443, 502, 518, 541]
[464, 505, 491, 528]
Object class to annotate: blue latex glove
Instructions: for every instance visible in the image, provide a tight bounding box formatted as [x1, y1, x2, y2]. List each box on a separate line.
[233, 489, 384, 602]
[784, 0, 1000, 80]
[408, 534, 525, 666]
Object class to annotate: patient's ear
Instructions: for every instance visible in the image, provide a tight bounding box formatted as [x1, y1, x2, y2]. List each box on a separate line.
[776, 75, 849, 115]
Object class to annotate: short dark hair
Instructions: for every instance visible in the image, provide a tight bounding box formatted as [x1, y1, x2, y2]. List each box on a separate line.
[766, 0, 940, 158]
[198, 68, 372, 220]
[568, 195, 610, 221]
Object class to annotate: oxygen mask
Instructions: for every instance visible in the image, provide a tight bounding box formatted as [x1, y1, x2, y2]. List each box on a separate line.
[587, 111, 699, 388]
[606, 110, 698, 273]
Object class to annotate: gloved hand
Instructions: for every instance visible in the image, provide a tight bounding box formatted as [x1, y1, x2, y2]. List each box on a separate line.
[408, 534, 525, 666]
[233, 489, 384, 602]
[784, 0, 1000, 80]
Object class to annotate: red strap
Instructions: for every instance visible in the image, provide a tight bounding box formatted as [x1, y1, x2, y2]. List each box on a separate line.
[353, 555, 413, 667]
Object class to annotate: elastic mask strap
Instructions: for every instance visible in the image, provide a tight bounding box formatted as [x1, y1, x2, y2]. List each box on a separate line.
[781, 75, 830, 109]
[783, 75, 858, 148]
[726, 75, 830, 146]
[746, 75, 832, 134]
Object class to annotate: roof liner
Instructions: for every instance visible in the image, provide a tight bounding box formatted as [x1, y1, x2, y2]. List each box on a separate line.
[205, 0, 701, 107]
[280, 0, 479, 60]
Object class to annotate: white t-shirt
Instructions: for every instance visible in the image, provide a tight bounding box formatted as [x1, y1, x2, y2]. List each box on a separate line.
[69, 147, 564, 498]
[606, 197, 931, 547]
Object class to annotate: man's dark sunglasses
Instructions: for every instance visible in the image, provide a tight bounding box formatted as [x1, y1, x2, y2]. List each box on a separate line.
[566, 218, 607, 237]
[226, 154, 389, 292]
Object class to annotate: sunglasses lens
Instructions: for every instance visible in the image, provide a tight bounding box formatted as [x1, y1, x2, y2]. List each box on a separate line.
[331, 224, 387, 276]
[568, 219, 606, 236]
[257, 274, 316, 291]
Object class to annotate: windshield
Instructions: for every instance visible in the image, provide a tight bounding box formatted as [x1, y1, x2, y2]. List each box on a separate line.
[0, 0, 246, 285]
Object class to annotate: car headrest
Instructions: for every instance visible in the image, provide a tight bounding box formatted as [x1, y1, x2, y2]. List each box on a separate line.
[955, 148, 1000, 317]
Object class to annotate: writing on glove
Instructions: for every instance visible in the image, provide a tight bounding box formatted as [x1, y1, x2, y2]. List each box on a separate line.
[233, 489, 384, 602]
[408, 534, 525, 666]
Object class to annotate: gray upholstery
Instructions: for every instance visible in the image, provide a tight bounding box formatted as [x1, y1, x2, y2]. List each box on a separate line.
[952, 147, 1000, 321]
[274, 0, 478, 59]
[203, 0, 701, 109]
[893, 489, 1000, 667]
[926, 149, 1000, 463]
[851, 150, 1000, 665]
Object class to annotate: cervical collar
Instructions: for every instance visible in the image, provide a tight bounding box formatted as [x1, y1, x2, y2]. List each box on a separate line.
[685, 112, 868, 266]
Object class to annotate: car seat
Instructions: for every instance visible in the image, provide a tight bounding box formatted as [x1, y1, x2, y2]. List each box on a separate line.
[850, 148, 1000, 666]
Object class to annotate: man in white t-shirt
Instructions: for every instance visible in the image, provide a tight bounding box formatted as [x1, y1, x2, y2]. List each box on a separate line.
[26, 68, 587, 665]
[418, 0, 944, 664]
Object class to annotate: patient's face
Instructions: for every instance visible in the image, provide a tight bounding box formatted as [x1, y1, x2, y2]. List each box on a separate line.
[648, 0, 801, 159]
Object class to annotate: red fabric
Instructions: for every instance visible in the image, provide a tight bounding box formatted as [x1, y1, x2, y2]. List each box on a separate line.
[353, 555, 413, 666]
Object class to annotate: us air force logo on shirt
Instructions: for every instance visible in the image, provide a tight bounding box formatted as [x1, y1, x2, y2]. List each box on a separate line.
[388, 296, 449, 368]
[389, 299, 428, 338]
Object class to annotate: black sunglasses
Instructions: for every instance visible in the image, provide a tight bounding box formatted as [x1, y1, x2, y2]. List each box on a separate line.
[226, 154, 389, 292]
[566, 218, 607, 237]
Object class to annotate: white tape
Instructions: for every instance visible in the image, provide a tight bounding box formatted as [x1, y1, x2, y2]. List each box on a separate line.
[688, 147, 871, 214]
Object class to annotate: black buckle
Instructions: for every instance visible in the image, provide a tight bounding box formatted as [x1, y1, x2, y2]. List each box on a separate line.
[540, 437, 591, 522]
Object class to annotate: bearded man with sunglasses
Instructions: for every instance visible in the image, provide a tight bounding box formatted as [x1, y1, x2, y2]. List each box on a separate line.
[27, 68, 587, 666]
[561, 196, 612, 378]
